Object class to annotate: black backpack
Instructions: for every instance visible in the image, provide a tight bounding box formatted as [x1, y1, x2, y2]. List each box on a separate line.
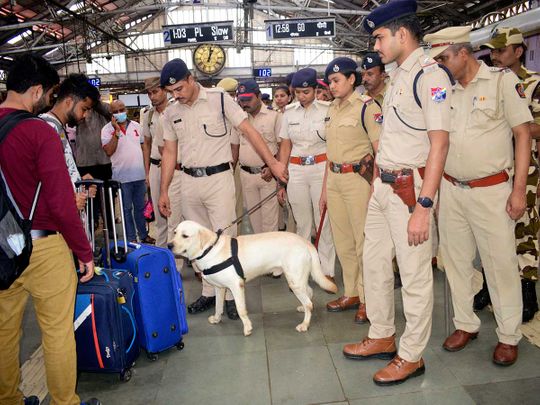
[0, 110, 42, 290]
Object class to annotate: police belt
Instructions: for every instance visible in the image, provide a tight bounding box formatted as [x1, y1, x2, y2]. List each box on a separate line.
[182, 162, 230, 178]
[240, 164, 266, 174]
[150, 158, 161, 166]
[30, 229, 57, 240]
[443, 171, 508, 188]
[380, 167, 426, 183]
[289, 153, 327, 166]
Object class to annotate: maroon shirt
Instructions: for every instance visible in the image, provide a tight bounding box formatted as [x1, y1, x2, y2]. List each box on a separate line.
[0, 108, 92, 262]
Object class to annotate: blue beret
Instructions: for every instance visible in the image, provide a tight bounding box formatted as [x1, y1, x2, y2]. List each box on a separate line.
[285, 72, 295, 86]
[363, 0, 417, 34]
[291, 68, 317, 88]
[361, 52, 384, 70]
[160, 58, 189, 87]
[237, 79, 260, 100]
[324, 57, 358, 81]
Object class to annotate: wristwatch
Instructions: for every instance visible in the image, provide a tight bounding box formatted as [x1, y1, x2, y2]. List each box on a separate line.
[417, 196, 434, 208]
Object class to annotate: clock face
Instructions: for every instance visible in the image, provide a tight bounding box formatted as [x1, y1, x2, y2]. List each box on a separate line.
[193, 44, 226, 76]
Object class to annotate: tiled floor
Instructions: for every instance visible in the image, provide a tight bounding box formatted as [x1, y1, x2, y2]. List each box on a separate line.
[20, 264, 540, 405]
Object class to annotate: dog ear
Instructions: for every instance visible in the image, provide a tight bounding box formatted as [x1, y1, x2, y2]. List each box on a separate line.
[198, 228, 209, 252]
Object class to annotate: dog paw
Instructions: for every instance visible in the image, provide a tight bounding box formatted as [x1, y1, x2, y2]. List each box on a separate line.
[296, 305, 305, 313]
[208, 315, 222, 324]
[295, 323, 309, 332]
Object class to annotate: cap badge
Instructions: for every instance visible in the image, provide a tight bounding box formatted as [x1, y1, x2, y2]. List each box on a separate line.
[367, 19, 375, 29]
[169, 77, 177, 85]
[239, 85, 246, 92]
[367, 57, 373, 63]
[333, 64, 340, 72]
[302, 81, 308, 87]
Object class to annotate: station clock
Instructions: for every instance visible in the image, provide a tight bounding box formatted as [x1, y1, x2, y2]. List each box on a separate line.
[193, 44, 226, 76]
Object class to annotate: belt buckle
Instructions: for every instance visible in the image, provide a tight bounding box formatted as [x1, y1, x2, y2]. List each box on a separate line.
[455, 180, 471, 189]
[195, 168, 205, 177]
[331, 163, 341, 173]
[302, 155, 315, 165]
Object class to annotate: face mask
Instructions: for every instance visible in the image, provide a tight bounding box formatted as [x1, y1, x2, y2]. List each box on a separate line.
[114, 112, 127, 123]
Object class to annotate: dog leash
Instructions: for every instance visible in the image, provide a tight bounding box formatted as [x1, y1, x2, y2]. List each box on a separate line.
[314, 205, 327, 250]
[220, 189, 279, 233]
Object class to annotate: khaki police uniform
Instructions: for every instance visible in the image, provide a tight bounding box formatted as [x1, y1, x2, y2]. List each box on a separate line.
[141, 103, 182, 247]
[281, 100, 336, 277]
[231, 106, 281, 234]
[439, 62, 532, 345]
[162, 84, 247, 298]
[364, 47, 452, 362]
[326, 91, 381, 298]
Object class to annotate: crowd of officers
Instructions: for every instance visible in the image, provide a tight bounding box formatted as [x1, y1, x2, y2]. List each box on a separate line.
[1, 0, 540, 402]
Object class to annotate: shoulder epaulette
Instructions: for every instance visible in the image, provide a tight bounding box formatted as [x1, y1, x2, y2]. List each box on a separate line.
[489, 66, 510, 74]
[418, 55, 438, 73]
[359, 94, 374, 105]
[207, 87, 224, 94]
[285, 101, 300, 111]
[314, 99, 331, 107]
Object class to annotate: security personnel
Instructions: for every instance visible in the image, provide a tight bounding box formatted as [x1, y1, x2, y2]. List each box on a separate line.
[479, 27, 540, 322]
[159, 59, 287, 318]
[278, 68, 336, 279]
[342, 0, 452, 385]
[316, 79, 333, 102]
[425, 26, 532, 366]
[141, 77, 181, 247]
[320, 57, 381, 323]
[361, 52, 387, 106]
[216, 77, 238, 99]
[233, 79, 281, 234]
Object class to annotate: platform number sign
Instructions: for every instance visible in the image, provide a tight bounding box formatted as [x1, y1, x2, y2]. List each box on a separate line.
[88, 77, 101, 87]
[163, 21, 234, 44]
[265, 18, 335, 40]
[253, 68, 272, 78]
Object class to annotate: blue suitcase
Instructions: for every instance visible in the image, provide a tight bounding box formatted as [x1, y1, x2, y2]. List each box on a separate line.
[106, 180, 188, 360]
[110, 241, 188, 360]
[74, 179, 139, 381]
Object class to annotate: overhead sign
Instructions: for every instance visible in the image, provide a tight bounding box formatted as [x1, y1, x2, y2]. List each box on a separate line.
[88, 77, 101, 87]
[265, 18, 335, 40]
[163, 21, 234, 44]
[253, 68, 272, 78]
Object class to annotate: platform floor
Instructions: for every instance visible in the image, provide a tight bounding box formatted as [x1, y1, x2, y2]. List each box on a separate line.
[17, 261, 540, 405]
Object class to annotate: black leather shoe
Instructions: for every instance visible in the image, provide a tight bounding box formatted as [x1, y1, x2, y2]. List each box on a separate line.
[187, 296, 215, 314]
[24, 396, 39, 405]
[522, 278, 539, 323]
[81, 399, 102, 405]
[473, 273, 490, 311]
[225, 299, 240, 320]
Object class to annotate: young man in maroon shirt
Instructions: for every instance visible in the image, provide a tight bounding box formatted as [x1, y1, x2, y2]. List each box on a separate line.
[0, 54, 99, 405]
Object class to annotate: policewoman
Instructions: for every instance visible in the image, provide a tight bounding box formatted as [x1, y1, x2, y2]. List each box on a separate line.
[159, 59, 287, 318]
[321, 57, 382, 323]
[278, 68, 336, 279]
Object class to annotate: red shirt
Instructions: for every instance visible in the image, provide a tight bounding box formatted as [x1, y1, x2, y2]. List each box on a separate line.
[0, 108, 92, 262]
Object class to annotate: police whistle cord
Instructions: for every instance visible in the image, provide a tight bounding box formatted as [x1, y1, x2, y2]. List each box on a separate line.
[314, 205, 327, 251]
[220, 189, 279, 233]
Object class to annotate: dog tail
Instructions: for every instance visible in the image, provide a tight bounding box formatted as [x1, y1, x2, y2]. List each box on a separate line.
[309, 245, 338, 294]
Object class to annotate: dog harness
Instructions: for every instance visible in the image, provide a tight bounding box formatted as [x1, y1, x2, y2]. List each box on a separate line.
[195, 230, 245, 280]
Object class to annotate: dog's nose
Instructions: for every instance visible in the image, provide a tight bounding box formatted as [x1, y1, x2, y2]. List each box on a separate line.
[167, 243, 174, 251]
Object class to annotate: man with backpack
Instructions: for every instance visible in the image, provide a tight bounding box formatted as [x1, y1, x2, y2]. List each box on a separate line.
[0, 54, 98, 405]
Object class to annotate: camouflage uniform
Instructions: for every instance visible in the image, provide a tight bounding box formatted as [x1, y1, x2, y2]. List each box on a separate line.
[515, 65, 540, 281]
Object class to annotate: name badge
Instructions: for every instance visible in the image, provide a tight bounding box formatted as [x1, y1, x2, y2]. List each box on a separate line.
[173, 118, 182, 124]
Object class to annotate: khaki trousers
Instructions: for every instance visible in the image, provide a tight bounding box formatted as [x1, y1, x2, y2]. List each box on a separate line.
[363, 173, 433, 363]
[166, 169, 183, 244]
[180, 169, 236, 299]
[327, 170, 370, 298]
[0, 235, 80, 405]
[288, 163, 336, 277]
[439, 179, 522, 345]
[149, 162, 168, 247]
[239, 169, 279, 234]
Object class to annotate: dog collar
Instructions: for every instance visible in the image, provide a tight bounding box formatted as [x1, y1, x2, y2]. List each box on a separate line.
[201, 237, 245, 280]
[194, 229, 223, 261]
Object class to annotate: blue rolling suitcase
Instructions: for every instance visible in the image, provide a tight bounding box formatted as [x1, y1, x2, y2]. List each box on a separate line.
[74, 179, 139, 381]
[107, 181, 188, 361]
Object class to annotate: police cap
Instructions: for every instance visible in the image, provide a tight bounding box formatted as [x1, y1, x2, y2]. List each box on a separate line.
[291, 68, 318, 88]
[325, 57, 358, 81]
[237, 79, 260, 100]
[424, 26, 472, 59]
[363, 0, 418, 35]
[285, 72, 295, 86]
[160, 58, 190, 88]
[481, 27, 526, 50]
[361, 52, 384, 70]
[216, 77, 238, 93]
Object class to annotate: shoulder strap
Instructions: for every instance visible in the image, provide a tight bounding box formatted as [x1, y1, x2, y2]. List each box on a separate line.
[147, 108, 155, 131]
[220, 92, 225, 118]
[230, 238, 245, 280]
[360, 99, 382, 134]
[413, 64, 455, 108]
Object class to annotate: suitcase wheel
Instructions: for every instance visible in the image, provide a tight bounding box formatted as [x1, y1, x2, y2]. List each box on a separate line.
[147, 352, 159, 361]
[176, 340, 185, 351]
[120, 368, 132, 382]
[144, 272, 151, 279]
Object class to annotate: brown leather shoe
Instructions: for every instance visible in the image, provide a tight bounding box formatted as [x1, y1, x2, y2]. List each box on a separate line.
[443, 330, 478, 352]
[373, 355, 425, 386]
[354, 303, 369, 324]
[326, 296, 360, 312]
[493, 342, 518, 366]
[343, 335, 396, 360]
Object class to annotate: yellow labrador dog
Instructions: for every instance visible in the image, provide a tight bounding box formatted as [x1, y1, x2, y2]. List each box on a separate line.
[172, 220, 337, 336]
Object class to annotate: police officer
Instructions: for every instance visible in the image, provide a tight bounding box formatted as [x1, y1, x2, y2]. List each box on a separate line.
[216, 77, 238, 99]
[316, 79, 333, 102]
[478, 27, 540, 322]
[425, 26, 532, 366]
[141, 77, 181, 247]
[233, 79, 281, 234]
[159, 59, 287, 318]
[361, 52, 387, 107]
[278, 68, 336, 279]
[342, 0, 452, 385]
[320, 57, 381, 323]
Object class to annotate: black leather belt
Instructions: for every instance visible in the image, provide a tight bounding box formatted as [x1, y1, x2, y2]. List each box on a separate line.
[150, 158, 161, 166]
[30, 230, 57, 240]
[182, 162, 230, 178]
[240, 165, 265, 175]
